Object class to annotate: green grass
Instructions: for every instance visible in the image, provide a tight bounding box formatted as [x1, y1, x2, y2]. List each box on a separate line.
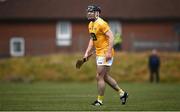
[0, 82, 180, 111]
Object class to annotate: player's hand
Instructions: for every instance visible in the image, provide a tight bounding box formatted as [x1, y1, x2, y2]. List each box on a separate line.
[105, 51, 112, 61]
[83, 53, 88, 61]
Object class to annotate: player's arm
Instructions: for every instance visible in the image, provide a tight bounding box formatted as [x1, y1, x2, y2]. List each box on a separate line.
[84, 38, 94, 59]
[105, 29, 114, 60]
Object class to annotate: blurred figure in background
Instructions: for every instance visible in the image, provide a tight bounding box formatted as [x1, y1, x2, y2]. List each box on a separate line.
[148, 49, 161, 83]
[113, 31, 122, 51]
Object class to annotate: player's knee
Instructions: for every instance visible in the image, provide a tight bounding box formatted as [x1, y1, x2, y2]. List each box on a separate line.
[104, 75, 108, 81]
[96, 74, 100, 81]
[96, 74, 103, 81]
[97, 72, 107, 81]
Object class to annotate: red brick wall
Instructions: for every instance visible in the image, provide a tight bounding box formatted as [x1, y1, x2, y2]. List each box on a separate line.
[0, 21, 178, 57]
[72, 22, 89, 52]
[122, 22, 177, 51]
[0, 21, 90, 57]
[0, 22, 56, 57]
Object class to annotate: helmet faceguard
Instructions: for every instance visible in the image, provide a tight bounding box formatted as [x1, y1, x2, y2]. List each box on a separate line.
[86, 5, 101, 21]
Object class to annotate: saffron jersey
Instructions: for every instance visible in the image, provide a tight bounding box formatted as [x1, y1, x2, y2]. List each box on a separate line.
[88, 17, 114, 56]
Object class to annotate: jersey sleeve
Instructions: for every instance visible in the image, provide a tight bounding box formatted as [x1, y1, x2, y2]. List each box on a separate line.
[101, 21, 110, 33]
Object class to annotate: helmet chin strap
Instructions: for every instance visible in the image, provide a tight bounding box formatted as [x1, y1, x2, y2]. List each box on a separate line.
[88, 18, 95, 22]
[95, 12, 99, 19]
[89, 18, 98, 22]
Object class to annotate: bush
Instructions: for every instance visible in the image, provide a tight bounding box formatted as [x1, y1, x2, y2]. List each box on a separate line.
[0, 52, 179, 83]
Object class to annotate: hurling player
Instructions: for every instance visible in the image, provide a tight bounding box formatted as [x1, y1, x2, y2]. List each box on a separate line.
[83, 4, 128, 106]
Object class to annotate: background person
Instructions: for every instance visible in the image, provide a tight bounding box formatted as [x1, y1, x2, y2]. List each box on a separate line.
[113, 31, 122, 51]
[148, 49, 161, 83]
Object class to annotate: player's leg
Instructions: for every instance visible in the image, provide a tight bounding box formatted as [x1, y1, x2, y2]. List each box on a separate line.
[104, 66, 128, 105]
[150, 70, 154, 83]
[92, 65, 107, 106]
[155, 69, 160, 83]
[104, 71, 124, 95]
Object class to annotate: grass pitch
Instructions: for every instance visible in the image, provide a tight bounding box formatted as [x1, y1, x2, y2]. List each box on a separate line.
[0, 82, 180, 111]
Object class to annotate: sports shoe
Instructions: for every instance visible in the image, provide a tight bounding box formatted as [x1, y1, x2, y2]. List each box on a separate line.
[91, 100, 103, 106]
[120, 92, 128, 105]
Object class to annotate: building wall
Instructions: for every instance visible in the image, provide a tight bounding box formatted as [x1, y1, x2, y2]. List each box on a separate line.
[71, 22, 89, 52]
[0, 21, 179, 57]
[122, 22, 179, 51]
[0, 21, 90, 57]
[0, 22, 56, 57]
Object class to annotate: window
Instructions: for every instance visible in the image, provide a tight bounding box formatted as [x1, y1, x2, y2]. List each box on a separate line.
[56, 21, 72, 46]
[109, 21, 122, 35]
[10, 37, 25, 57]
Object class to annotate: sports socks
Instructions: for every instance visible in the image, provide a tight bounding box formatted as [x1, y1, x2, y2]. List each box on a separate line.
[96, 90, 124, 104]
[118, 89, 125, 97]
[97, 95, 104, 103]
